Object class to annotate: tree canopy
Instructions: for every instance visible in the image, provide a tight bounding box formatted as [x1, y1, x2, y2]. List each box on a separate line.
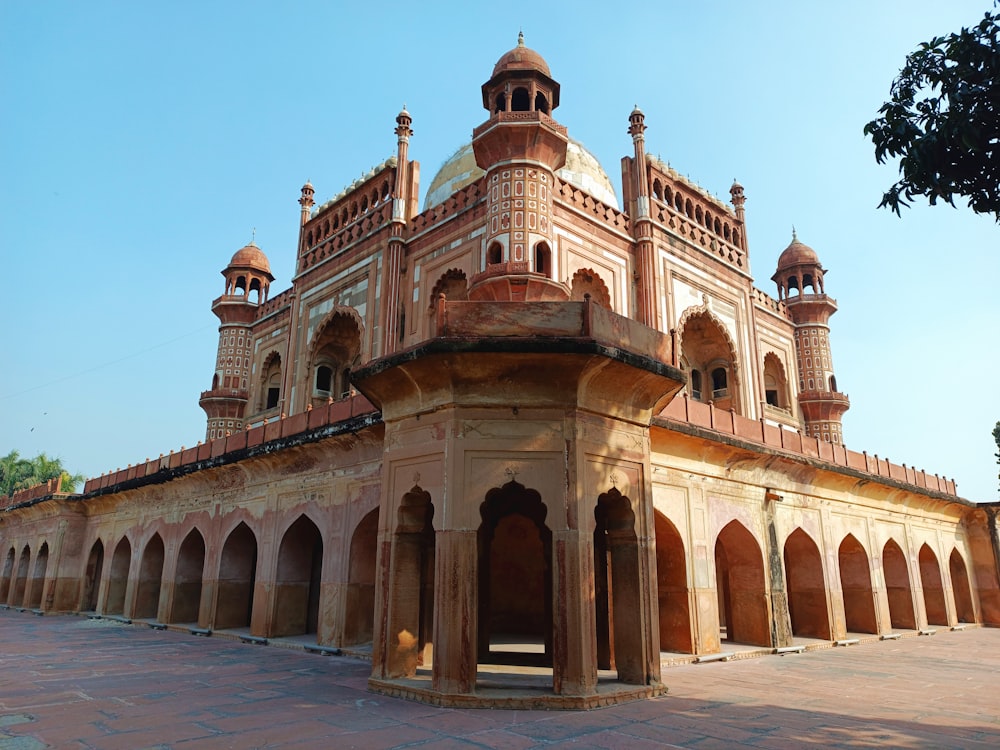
[864, 11, 1000, 221]
[0, 450, 85, 497]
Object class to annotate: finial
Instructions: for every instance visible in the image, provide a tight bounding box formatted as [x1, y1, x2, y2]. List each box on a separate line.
[250, 227, 256, 246]
[792, 225, 798, 242]
[517, 30, 525, 47]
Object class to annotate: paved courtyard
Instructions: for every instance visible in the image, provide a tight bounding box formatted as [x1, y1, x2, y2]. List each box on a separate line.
[0, 609, 997, 749]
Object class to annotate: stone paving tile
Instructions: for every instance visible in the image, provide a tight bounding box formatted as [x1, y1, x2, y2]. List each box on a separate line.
[2, 610, 1000, 749]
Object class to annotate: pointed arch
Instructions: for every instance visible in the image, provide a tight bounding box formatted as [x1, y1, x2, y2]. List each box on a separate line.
[309, 307, 364, 404]
[0, 546, 14, 604]
[763, 352, 790, 410]
[570, 268, 612, 309]
[12, 545, 30, 607]
[715, 520, 770, 647]
[27, 542, 48, 609]
[135, 533, 165, 620]
[918, 543, 948, 626]
[429, 268, 469, 307]
[259, 350, 282, 412]
[345, 507, 379, 645]
[216, 522, 258, 630]
[170, 529, 206, 624]
[655, 511, 692, 654]
[784, 528, 831, 640]
[838, 534, 877, 634]
[883, 539, 916, 629]
[82, 539, 105, 612]
[678, 306, 741, 412]
[272, 515, 324, 638]
[949, 548, 976, 623]
[106, 536, 132, 616]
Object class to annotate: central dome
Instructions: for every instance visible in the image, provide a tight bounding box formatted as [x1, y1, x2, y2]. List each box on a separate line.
[424, 139, 619, 211]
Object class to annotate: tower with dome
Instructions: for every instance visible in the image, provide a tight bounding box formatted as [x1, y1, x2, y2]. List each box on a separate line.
[2, 36, 996, 711]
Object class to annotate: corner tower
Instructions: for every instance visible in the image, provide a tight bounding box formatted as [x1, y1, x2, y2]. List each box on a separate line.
[199, 242, 274, 441]
[469, 33, 569, 301]
[772, 232, 849, 444]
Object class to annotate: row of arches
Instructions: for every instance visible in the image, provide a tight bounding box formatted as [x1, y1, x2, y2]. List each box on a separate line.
[652, 179, 741, 246]
[493, 87, 550, 115]
[305, 179, 392, 249]
[0, 542, 49, 610]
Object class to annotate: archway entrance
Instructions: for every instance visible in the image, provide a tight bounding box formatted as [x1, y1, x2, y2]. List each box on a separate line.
[345, 508, 378, 645]
[27, 543, 48, 609]
[715, 521, 770, 647]
[883, 539, 916, 629]
[783, 529, 831, 640]
[918, 544, 948, 626]
[106, 538, 132, 615]
[0, 547, 14, 603]
[135, 534, 165, 620]
[387, 487, 435, 678]
[838, 535, 877, 634]
[216, 522, 257, 630]
[171, 530, 205, 624]
[478, 481, 551, 667]
[655, 512, 692, 654]
[949, 549, 976, 623]
[11, 546, 30, 606]
[272, 516, 324, 638]
[82, 540, 104, 612]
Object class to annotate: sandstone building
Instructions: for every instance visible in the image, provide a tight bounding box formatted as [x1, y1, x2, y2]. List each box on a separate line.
[3, 37, 999, 708]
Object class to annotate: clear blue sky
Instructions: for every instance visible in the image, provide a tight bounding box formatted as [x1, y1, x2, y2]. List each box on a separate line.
[2, 1, 997, 501]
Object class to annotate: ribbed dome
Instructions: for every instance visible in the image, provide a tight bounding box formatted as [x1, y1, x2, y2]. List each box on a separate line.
[424, 139, 619, 210]
[492, 32, 550, 77]
[228, 242, 272, 275]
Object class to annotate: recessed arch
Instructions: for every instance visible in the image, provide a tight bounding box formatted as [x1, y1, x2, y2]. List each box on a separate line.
[949, 548, 976, 623]
[345, 508, 379, 645]
[918, 543, 948, 626]
[479, 481, 552, 668]
[215, 522, 257, 630]
[259, 350, 282, 412]
[678, 307, 740, 412]
[715, 520, 770, 647]
[569, 268, 611, 308]
[838, 534, 877, 634]
[11, 545, 30, 607]
[0, 546, 15, 604]
[763, 352, 789, 410]
[429, 268, 469, 307]
[883, 539, 916, 629]
[309, 307, 363, 405]
[170, 529, 205, 624]
[82, 539, 105, 612]
[27, 542, 48, 609]
[272, 515, 324, 638]
[135, 533, 165, 620]
[106, 536, 132, 616]
[655, 511, 692, 654]
[784, 528, 831, 640]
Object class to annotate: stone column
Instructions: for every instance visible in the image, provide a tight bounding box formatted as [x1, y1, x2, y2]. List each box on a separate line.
[431, 529, 478, 695]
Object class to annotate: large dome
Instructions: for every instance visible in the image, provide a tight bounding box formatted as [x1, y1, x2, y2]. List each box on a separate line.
[775, 234, 820, 271]
[228, 242, 272, 275]
[424, 139, 619, 211]
[492, 32, 551, 78]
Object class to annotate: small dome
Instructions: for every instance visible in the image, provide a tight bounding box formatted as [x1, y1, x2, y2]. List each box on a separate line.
[492, 32, 551, 78]
[229, 242, 272, 275]
[775, 234, 819, 271]
[424, 139, 619, 210]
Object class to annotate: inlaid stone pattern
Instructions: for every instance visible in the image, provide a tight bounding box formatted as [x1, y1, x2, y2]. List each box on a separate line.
[488, 167, 550, 261]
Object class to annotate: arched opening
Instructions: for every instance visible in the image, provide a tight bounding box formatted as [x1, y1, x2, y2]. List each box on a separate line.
[802, 273, 815, 293]
[655, 511, 692, 654]
[680, 310, 740, 412]
[11, 545, 30, 606]
[533, 241, 552, 278]
[652, 179, 662, 201]
[248, 278, 261, 304]
[260, 353, 282, 412]
[479, 481, 552, 667]
[487, 241, 503, 266]
[783, 529, 831, 640]
[309, 309, 363, 407]
[494, 93, 506, 112]
[883, 539, 916, 629]
[689, 368, 703, 400]
[27, 542, 48, 609]
[534, 91, 549, 113]
[135, 534, 165, 620]
[170, 529, 205, 624]
[594, 489, 645, 683]
[763, 353, 789, 410]
[511, 87, 530, 111]
[82, 540, 104, 612]
[345, 508, 379, 645]
[272, 515, 324, 638]
[106, 537, 132, 616]
[715, 521, 771, 647]
[387, 487, 435, 678]
[918, 544, 948, 626]
[429, 269, 469, 307]
[829, 374, 838, 392]
[674, 193, 683, 212]
[569, 268, 612, 308]
[215, 522, 257, 631]
[0, 547, 14, 603]
[838, 535, 877, 634]
[949, 549, 976, 623]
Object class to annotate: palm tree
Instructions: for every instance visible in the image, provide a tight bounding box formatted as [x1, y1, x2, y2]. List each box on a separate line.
[0, 450, 84, 496]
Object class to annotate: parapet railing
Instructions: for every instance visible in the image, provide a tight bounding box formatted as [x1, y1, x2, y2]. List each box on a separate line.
[658, 394, 958, 497]
[3, 476, 63, 509]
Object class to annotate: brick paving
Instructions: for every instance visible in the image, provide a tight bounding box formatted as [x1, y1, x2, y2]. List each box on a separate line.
[0, 609, 997, 749]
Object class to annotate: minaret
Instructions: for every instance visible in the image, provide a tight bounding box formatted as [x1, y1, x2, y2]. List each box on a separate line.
[729, 181, 748, 253]
[628, 105, 657, 327]
[468, 32, 568, 301]
[199, 242, 274, 441]
[772, 231, 849, 444]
